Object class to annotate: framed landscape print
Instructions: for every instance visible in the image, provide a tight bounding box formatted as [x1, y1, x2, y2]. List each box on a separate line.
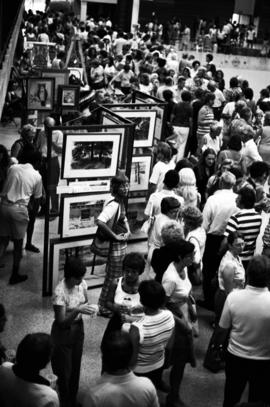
[50, 236, 94, 292]
[27, 77, 55, 110]
[130, 155, 152, 192]
[115, 110, 156, 148]
[58, 85, 80, 110]
[60, 193, 111, 238]
[62, 133, 121, 179]
[41, 69, 69, 102]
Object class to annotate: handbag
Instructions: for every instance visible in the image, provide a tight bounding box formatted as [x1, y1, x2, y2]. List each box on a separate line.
[90, 200, 119, 258]
[203, 331, 226, 373]
[141, 202, 155, 236]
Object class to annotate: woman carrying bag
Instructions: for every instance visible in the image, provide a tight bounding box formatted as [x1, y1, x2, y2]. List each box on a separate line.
[93, 174, 130, 317]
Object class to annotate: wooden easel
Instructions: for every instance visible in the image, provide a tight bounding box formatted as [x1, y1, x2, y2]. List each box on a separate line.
[64, 35, 88, 86]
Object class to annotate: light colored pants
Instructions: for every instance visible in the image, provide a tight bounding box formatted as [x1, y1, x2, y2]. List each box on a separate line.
[173, 126, 190, 161]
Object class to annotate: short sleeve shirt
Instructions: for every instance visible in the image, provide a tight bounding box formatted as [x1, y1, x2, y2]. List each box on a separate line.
[149, 161, 175, 191]
[53, 279, 87, 320]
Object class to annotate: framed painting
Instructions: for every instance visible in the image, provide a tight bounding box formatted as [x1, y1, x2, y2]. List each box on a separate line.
[60, 192, 111, 238]
[41, 69, 69, 102]
[115, 110, 156, 148]
[130, 155, 152, 192]
[27, 77, 55, 110]
[58, 85, 80, 110]
[62, 133, 121, 179]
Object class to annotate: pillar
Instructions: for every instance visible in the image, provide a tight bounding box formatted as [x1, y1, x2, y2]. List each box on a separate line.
[80, 0, 87, 22]
[130, 0, 140, 32]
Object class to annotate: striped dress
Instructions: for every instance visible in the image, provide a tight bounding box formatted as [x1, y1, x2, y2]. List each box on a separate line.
[224, 209, 262, 262]
[132, 310, 175, 374]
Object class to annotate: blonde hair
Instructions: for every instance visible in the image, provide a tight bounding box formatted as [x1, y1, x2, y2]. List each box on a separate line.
[178, 168, 198, 205]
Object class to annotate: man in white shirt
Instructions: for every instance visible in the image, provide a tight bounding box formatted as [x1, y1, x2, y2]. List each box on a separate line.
[145, 170, 184, 218]
[83, 331, 159, 407]
[219, 255, 270, 407]
[0, 151, 43, 284]
[200, 171, 237, 309]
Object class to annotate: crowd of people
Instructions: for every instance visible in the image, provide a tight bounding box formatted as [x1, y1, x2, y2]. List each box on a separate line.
[1, 6, 270, 407]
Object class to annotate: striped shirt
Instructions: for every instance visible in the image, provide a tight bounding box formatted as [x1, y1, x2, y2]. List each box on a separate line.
[132, 310, 175, 374]
[197, 105, 214, 140]
[224, 209, 262, 261]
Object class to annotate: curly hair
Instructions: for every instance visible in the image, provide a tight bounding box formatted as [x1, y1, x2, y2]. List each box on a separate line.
[161, 221, 184, 246]
[182, 206, 203, 230]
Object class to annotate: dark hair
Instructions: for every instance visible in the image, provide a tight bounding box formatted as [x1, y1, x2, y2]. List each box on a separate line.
[194, 88, 205, 99]
[123, 252, 145, 275]
[203, 148, 216, 162]
[101, 331, 133, 372]
[173, 239, 195, 259]
[238, 186, 256, 209]
[227, 231, 243, 246]
[16, 333, 52, 371]
[163, 89, 173, 102]
[206, 53, 213, 62]
[138, 280, 166, 309]
[260, 88, 270, 98]
[243, 87, 254, 100]
[192, 60, 200, 69]
[181, 90, 192, 102]
[204, 91, 215, 104]
[229, 166, 243, 180]
[64, 256, 86, 280]
[164, 76, 173, 86]
[161, 196, 180, 215]
[228, 134, 242, 151]
[175, 158, 193, 173]
[230, 77, 239, 88]
[249, 161, 269, 180]
[247, 255, 270, 288]
[164, 169, 179, 189]
[111, 174, 129, 196]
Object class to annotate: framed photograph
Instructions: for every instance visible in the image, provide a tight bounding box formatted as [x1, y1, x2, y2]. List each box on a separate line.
[42, 69, 69, 102]
[68, 67, 83, 84]
[58, 85, 80, 110]
[60, 193, 111, 238]
[62, 133, 121, 179]
[130, 155, 152, 192]
[116, 110, 156, 148]
[49, 236, 107, 292]
[27, 77, 55, 110]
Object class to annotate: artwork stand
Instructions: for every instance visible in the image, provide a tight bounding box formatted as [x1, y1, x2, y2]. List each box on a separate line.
[42, 114, 135, 296]
[64, 35, 89, 86]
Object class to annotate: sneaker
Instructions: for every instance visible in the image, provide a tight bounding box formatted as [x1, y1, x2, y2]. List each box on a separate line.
[9, 274, 28, 285]
[25, 244, 40, 253]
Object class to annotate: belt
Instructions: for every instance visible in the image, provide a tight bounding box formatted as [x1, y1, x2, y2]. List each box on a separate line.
[1, 199, 27, 208]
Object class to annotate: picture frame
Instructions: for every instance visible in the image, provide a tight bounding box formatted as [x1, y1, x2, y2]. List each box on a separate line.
[49, 236, 99, 292]
[27, 77, 55, 111]
[58, 85, 80, 110]
[60, 192, 111, 238]
[130, 155, 152, 192]
[62, 133, 121, 179]
[41, 69, 69, 102]
[115, 109, 156, 148]
[68, 67, 83, 84]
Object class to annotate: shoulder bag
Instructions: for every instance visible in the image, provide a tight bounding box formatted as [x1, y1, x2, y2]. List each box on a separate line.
[91, 200, 119, 258]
